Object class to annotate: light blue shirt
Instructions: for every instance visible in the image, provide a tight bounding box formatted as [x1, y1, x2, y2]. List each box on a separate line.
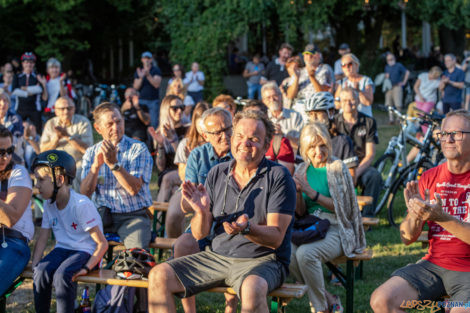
[81, 135, 153, 213]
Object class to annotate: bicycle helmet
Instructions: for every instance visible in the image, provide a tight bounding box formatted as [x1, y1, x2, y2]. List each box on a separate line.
[113, 248, 156, 280]
[32, 150, 76, 203]
[304, 92, 335, 112]
[21, 52, 37, 62]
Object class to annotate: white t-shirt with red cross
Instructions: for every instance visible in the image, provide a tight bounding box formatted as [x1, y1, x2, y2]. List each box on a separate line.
[41, 189, 103, 255]
[418, 162, 470, 272]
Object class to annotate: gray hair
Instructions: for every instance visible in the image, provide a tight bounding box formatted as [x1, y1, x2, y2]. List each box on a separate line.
[47, 58, 61, 69]
[444, 53, 456, 61]
[200, 107, 232, 132]
[443, 109, 470, 128]
[261, 81, 282, 98]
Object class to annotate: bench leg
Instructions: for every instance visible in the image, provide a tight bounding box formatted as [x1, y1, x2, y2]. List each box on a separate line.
[355, 260, 364, 280]
[270, 297, 287, 313]
[346, 260, 355, 313]
[105, 245, 114, 267]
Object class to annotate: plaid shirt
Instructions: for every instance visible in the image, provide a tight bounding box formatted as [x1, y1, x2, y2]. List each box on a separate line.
[81, 135, 153, 213]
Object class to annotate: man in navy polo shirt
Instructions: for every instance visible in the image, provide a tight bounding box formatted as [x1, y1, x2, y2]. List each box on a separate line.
[439, 53, 465, 113]
[148, 110, 296, 313]
[384, 52, 409, 124]
[133, 51, 162, 128]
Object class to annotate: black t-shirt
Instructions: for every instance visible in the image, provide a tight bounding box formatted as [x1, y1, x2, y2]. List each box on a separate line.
[334, 112, 379, 163]
[11, 73, 40, 112]
[205, 158, 296, 271]
[134, 66, 162, 100]
[123, 104, 149, 142]
[331, 134, 358, 168]
[264, 59, 289, 86]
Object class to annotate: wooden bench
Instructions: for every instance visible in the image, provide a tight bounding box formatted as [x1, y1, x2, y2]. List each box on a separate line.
[17, 266, 307, 313]
[362, 216, 380, 231]
[357, 196, 373, 211]
[325, 249, 373, 313]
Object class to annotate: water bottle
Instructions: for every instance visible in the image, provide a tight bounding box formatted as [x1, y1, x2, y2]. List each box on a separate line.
[80, 286, 92, 312]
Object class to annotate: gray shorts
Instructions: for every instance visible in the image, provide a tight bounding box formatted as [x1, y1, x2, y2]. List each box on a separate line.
[167, 250, 286, 298]
[392, 259, 470, 301]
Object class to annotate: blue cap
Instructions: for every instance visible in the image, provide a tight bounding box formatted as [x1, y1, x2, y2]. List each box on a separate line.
[141, 51, 152, 58]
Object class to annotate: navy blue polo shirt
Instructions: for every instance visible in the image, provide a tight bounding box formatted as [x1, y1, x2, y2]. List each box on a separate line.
[385, 62, 408, 86]
[185, 142, 232, 185]
[443, 68, 465, 104]
[205, 158, 296, 270]
[134, 66, 162, 100]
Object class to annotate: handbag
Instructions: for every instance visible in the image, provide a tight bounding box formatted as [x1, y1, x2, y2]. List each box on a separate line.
[98, 206, 114, 233]
[291, 214, 330, 246]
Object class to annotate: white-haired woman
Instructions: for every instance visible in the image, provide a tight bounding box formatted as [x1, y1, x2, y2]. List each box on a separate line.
[44, 58, 67, 112]
[334, 53, 374, 117]
[291, 122, 366, 313]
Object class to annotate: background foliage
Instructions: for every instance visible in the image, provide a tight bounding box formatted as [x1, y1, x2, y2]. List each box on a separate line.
[1, 0, 470, 99]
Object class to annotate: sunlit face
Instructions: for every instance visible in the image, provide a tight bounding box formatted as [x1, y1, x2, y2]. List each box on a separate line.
[22, 60, 34, 74]
[47, 65, 60, 79]
[54, 98, 75, 123]
[303, 52, 321, 66]
[170, 80, 184, 95]
[203, 114, 232, 156]
[168, 99, 183, 123]
[279, 48, 292, 62]
[34, 167, 55, 200]
[95, 109, 125, 142]
[340, 91, 358, 114]
[440, 115, 470, 161]
[341, 56, 358, 77]
[231, 118, 267, 167]
[307, 110, 329, 126]
[261, 88, 282, 112]
[386, 55, 396, 66]
[2, 70, 13, 83]
[141, 57, 152, 67]
[306, 137, 329, 168]
[191, 62, 199, 72]
[0, 99, 10, 117]
[0, 136, 13, 171]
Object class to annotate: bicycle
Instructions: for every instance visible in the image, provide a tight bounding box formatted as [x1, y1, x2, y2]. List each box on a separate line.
[373, 107, 423, 217]
[386, 109, 444, 227]
[93, 84, 126, 109]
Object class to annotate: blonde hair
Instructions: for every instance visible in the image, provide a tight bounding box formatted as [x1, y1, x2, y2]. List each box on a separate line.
[159, 95, 183, 132]
[299, 122, 332, 164]
[429, 66, 443, 77]
[0, 93, 11, 107]
[166, 78, 187, 98]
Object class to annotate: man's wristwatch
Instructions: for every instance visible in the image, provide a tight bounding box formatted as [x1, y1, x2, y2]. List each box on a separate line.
[82, 264, 91, 274]
[241, 221, 251, 235]
[111, 163, 121, 171]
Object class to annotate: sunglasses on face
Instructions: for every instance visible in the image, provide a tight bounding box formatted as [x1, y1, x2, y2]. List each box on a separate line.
[55, 106, 74, 111]
[0, 146, 14, 157]
[341, 62, 354, 68]
[170, 105, 185, 112]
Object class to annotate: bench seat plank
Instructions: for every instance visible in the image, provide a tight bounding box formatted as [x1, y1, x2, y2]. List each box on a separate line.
[331, 249, 373, 264]
[21, 268, 307, 299]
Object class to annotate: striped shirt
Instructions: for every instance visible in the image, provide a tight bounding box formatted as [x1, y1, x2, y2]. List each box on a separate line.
[81, 135, 153, 213]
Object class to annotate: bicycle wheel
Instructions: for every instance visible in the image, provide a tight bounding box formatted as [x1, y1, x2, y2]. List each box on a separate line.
[387, 160, 434, 227]
[373, 153, 397, 215]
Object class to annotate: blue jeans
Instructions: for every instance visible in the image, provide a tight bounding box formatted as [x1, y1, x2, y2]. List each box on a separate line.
[247, 82, 262, 100]
[187, 91, 203, 104]
[33, 247, 90, 313]
[0, 236, 30, 296]
[139, 98, 160, 128]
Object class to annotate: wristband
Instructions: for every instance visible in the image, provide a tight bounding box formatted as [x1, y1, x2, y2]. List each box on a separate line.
[82, 264, 91, 274]
[312, 191, 320, 202]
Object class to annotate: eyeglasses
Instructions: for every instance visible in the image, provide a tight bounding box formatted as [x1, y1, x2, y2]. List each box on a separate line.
[170, 105, 185, 112]
[173, 68, 181, 71]
[205, 125, 232, 137]
[55, 106, 74, 111]
[386, 58, 395, 62]
[341, 62, 354, 68]
[0, 146, 14, 157]
[436, 131, 470, 141]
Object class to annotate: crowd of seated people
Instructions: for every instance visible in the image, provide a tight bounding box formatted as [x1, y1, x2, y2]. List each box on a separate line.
[0, 46, 469, 313]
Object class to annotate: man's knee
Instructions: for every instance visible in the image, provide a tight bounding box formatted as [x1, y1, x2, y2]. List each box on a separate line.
[370, 285, 392, 313]
[240, 275, 268, 309]
[370, 276, 418, 313]
[149, 263, 174, 289]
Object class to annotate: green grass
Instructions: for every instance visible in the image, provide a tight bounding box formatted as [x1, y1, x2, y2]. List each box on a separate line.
[7, 108, 431, 313]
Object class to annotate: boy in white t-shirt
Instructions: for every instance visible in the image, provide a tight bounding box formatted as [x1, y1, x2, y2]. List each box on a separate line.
[31, 150, 108, 313]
